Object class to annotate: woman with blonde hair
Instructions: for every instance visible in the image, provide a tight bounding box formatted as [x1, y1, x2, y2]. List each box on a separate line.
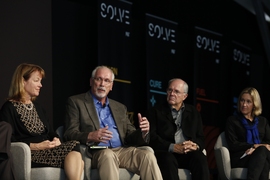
[225, 87, 270, 179]
[0, 63, 84, 180]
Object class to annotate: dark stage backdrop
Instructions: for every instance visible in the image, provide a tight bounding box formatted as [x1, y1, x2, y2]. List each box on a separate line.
[230, 41, 251, 113]
[0, 0, 53, 127]
[1, 1, 270, 178]
[97, 0, 135, 123]
[193, 26, 223, 126]
[146, 13, 179, 109]
[193, 26, 224, 171]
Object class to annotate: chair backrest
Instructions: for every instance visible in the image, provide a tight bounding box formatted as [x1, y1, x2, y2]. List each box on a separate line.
[214, 132, 228, 149]
[56, 126, 64, 142]
[214, 131, 232, 180]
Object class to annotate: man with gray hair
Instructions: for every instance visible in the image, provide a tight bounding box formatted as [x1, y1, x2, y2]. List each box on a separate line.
[146, 78, 209, 180]
[64, 65, 163, 180]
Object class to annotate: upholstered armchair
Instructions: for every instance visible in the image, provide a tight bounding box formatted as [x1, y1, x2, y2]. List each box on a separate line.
[10, 142, 74, 180]
[56, 126, 193, 180]
[78, 143, 192, 180]
[10, 132, 84, 180]
[214, 131, 270, 180]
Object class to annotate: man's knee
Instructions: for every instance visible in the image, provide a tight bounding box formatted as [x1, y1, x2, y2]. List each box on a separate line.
[98, 149, 116, 159]
[137, 149, 158, 164]
[190, 151, 208, 165]
[93, 149, 119, 168]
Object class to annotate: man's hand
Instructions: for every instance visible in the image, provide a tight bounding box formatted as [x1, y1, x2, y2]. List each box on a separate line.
[138, 113, 150, 136]
[174, 140, 199, 154]
[87, 126, 113, 143]
[174, 143, 186, 154]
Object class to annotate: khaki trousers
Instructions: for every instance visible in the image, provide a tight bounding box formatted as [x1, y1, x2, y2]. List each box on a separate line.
[91, 146, 163, 180]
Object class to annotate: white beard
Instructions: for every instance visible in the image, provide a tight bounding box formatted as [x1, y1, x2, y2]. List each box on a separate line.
[95, 87, 107, 99]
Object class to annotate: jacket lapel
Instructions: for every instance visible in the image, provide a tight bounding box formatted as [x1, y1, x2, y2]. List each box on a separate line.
[83, 92, 100, 130]
[162, 104, 175, 123]
[108, 100, 125, 142]
[109, 101, 124, 127]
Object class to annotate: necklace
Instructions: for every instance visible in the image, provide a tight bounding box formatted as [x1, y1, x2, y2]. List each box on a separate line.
[22, 102, 33, 110]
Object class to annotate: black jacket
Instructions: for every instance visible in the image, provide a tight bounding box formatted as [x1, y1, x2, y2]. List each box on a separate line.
[146, 102, 206, 151]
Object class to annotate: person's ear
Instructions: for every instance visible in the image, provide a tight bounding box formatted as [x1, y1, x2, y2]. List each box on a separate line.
[183, 93, 188, 100]
[110, 82, 113, 91]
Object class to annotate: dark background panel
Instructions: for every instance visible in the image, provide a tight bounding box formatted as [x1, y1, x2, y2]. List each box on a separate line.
[0, 0, 269, 137]
[0, 0, 269, 133]
[145, 14, 182, 109]
[97, 0, 134, 112]
[0, 0, 53, 127]
[1, 1, 270, 178]
[52, 0, 98, 129]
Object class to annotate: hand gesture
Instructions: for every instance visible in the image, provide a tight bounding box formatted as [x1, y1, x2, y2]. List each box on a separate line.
[138, 113, 149, 135]
[87, 126, 113, 143]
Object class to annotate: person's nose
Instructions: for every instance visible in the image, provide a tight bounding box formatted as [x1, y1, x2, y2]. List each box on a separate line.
[99, 80, 105, 86]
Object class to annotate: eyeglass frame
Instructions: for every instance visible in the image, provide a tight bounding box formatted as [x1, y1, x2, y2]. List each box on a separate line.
[93, 77, 113, 85]
[166, 88, 186, 95]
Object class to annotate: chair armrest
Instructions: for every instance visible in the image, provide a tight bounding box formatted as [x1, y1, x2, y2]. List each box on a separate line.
[11, 142, 31, 180]
[214, 146, 231, 180]
[80, 145, 91, 180]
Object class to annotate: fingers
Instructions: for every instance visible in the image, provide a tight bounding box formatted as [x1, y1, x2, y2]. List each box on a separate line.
[40, 140, 57, 149]
[52, 137, 61, 146]
[247, 147, 255, 155]
[140, 120, 149, 130]
[138, 113, 142, 121]
[182, 140, 198, 152]
[174, 143, 187, 154]
[97, 128, 113, 142]
[138, 113, 150, 132]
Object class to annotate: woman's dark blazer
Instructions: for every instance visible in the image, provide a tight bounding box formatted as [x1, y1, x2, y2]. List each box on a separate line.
[225, 114, 270, 166]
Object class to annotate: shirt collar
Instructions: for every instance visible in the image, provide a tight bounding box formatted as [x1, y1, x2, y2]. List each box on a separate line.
[90, 91, 109, 108]
[170, 103, 185, 112]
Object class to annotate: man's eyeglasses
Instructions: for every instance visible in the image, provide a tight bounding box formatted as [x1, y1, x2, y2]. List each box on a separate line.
[93, 77, 113, 85]
[167, 89, 186, 95]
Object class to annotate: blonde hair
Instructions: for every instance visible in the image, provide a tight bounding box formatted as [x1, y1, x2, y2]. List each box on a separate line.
[8, 63, 45, 102]
[237, 87, 262, 116]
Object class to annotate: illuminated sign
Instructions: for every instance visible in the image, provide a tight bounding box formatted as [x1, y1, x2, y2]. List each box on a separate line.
[98, 0, 133, 112]
[230, 41, 251, 113]
[147, 23, 176, 43]
[194, 26, 223, 125]
[146, 13, 177, 55]
[196, 35, 220, 53]
[233, 47, 250, 67]
[146, 14, 178, 108]
[100, 1, 131, 25]
[99, 0, 132, 37]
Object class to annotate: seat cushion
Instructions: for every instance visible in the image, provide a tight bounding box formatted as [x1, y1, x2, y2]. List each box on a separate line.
[90, 168, 138, 180]
[178, 169, 191, 180]
[31, 167, 65, 180]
